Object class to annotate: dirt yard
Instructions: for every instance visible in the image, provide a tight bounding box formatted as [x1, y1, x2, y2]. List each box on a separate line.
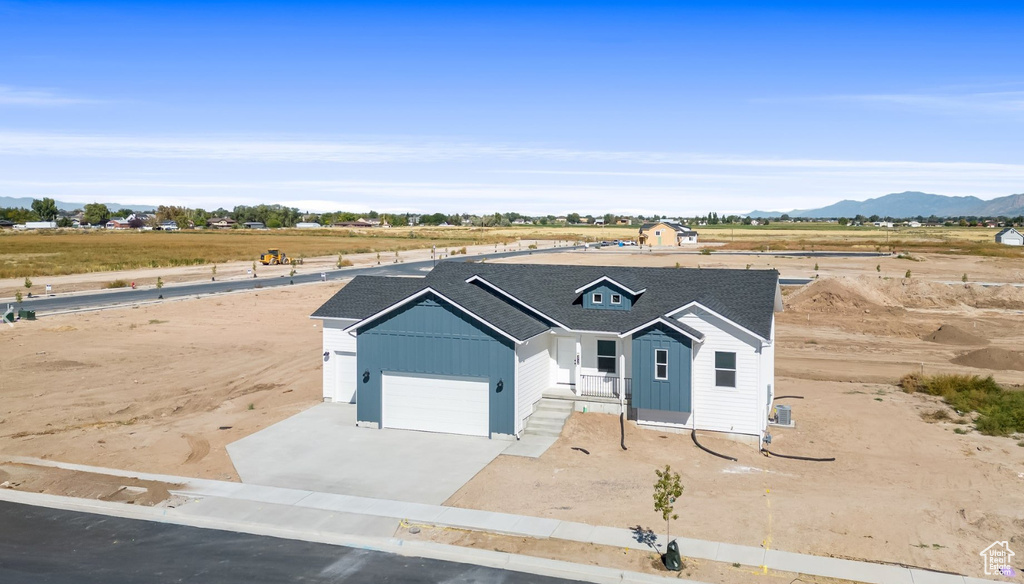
[1, 251, 1023, 578]
[403, 525, 861, 584]
[0, 283, 332, 480]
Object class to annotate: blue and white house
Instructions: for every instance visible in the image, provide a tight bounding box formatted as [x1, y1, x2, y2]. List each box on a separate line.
[312, 263, 782, 443]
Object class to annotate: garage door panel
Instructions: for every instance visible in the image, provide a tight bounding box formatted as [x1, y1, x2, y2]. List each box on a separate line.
[382, 373, 489, 437]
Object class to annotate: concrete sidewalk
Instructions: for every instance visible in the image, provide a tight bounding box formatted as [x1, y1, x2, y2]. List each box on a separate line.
[3, 457, 997, 584]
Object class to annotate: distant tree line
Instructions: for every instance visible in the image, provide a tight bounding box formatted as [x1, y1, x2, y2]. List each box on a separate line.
[1, 199, 1022, 229]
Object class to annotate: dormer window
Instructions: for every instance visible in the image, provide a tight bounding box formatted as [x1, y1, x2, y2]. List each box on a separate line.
[592, 293, 603, 304]
[611, 294, 621, 305]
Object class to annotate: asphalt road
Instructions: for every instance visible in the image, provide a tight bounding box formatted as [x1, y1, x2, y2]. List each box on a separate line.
[0, 501, 584, 584]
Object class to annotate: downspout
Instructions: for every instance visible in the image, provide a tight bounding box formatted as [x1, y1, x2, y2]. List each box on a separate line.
[619, 341, 627, 451]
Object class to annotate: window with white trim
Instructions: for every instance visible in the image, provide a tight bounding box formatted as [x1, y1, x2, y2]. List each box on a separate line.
[592, 292, 603, 304]
[597, 340, 616, 373]
[654, 349, 668, 380]
[715, 351, 736, 387]
[611, 293, 621, 304]
[654, 230, 662, 236]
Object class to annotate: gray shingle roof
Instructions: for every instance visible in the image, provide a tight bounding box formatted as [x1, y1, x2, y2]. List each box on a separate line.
[310, 276, 426, 320]
[639, 222, 697, 235]
[313, 262, 779, 342]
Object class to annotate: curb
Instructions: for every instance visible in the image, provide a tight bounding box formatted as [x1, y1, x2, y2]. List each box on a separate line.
[0, 489, 707, 584]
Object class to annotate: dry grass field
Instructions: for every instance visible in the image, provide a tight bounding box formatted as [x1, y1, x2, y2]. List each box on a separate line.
[1, 223, 1019, 280]
[0, 228, 523, 279]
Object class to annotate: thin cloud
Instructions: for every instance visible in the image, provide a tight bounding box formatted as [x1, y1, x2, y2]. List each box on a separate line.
[3, 132, 1024, 176]
[757, 90, 1024, 117]
[0, 86, 102, 107]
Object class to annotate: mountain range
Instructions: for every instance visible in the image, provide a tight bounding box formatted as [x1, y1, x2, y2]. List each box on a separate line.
[749, 191, 1024, 219]
[0, 196, 155, 213]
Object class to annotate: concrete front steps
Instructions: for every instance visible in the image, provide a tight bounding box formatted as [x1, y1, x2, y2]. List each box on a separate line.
[523, 398, 574, 438]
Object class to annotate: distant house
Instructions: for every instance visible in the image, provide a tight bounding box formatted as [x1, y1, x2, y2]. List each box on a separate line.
[156, 221, 179, 231]
[995, 227, 1023, 246]
[207, 217, 237, 229]
[23, 221, 57, 230]
[333, 219, 375, 228]
[873, 221, 894, 228]
[906, 221, 922, 228]
[0, 219, 16, 229]
[616, 218, 630, 226]
[295, 222, 322, 229]
[638, 222, 699, 246]
[105, 218, 131, 229]
[243, 221, 267, 230]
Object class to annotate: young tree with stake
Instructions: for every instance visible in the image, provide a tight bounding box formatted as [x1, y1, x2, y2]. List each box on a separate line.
[653, 465, 683, 544]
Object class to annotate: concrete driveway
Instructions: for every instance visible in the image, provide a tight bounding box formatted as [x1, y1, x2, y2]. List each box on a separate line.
[227, 404, 510, 505]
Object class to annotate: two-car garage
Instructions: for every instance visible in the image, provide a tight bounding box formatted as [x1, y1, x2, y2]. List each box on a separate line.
[380, 373, 490, 437]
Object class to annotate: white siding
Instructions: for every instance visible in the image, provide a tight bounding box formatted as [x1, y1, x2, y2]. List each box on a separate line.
[515, 334, 552, 434]
[321, 319, 357, 402]
[676, 308, 765, 437]
[579, 333, 631, 378]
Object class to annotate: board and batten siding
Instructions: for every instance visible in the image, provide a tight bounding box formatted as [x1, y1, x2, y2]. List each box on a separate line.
[322, 319, 358, 402]
[355, 294, 517, 437]
[515, 333, 552, 434]
[676, 307, 764, 437]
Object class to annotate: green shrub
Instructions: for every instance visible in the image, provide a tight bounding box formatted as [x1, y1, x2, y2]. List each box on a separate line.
[899, 373, 1024, 436]
[106, 279, 129, 288]
[700, 248, 712, 255]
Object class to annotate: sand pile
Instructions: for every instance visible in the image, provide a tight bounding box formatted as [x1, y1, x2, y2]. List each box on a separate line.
[922, 324, 989, 346]
[785, 278, 891, 313]
[952, 348, 1024, 371]
[788, 277, 1024, 313]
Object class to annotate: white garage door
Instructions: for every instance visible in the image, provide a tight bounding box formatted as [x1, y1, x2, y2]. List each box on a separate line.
[381, 372, 489, 437]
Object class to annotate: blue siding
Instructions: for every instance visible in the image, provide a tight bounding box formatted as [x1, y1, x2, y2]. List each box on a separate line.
[355, 294, 516, 435]
[581, 283, 633, 311]
[631, 323, 692, 412]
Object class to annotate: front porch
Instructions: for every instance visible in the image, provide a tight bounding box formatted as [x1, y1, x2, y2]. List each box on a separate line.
[542, 375, 631, 415]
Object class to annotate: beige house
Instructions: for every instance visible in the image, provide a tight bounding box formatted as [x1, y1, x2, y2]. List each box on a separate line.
[638, 222, 698, 246]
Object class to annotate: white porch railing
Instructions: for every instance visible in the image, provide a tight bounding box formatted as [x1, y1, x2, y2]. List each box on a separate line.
[578, 375, 632, 400]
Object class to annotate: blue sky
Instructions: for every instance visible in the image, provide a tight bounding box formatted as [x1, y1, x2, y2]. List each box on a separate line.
[1, 0, 1023, 215]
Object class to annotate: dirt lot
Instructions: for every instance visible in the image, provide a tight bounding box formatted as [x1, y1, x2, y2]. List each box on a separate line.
[1, 251, 1023, 578]
[508, 246, 1024, 284]
[0, 283, 332, 480]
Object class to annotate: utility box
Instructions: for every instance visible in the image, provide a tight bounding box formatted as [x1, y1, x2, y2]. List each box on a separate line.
[18, 310, 36, 321]
[775, 404, 792, 426]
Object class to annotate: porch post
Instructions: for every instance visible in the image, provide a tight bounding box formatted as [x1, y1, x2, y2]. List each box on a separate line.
[618, 350, 625, 400]
[574, 337, 582, 395]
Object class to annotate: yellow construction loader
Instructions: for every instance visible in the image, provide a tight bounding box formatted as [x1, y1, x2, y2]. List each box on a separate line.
[259, 249, 289, 265]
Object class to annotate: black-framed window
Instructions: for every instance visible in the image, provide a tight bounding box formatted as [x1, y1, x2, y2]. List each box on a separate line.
[597, 340, 616, 373]
[654, 349, 668, 380]
[592, 292, 603, 304]
[715, 351, 736, 387]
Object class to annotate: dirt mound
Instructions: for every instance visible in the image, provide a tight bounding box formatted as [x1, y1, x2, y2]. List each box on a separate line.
[922, 324, 989, 346]
[785, 278, 889, 313]
[951, 348, 1024, 371]
[788, 277, 1024, 313]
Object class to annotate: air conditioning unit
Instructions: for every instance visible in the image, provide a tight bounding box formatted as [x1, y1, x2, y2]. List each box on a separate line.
[775, 404, 792, 426]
